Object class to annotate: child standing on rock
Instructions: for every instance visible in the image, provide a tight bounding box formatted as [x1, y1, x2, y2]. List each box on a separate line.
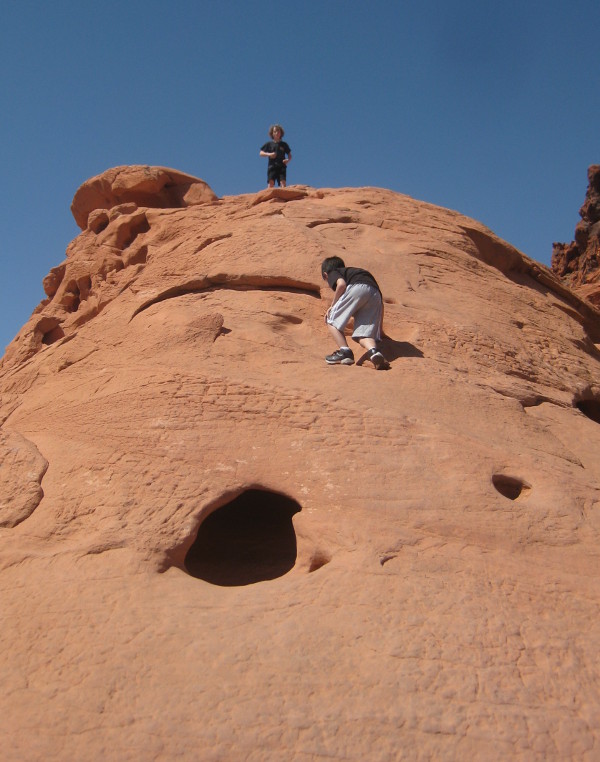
[260, 124, 292, 187]
[321, 256, 388, 369]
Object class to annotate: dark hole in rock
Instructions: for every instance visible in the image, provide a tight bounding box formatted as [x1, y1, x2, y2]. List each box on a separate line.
[576, 399, 600, 425]
[42, 326, 65, 345]
[492, 474, 530, 501]
[184, 489, 301, 586]
[89, 212, 109, 234]
[121, 216, 150, 249]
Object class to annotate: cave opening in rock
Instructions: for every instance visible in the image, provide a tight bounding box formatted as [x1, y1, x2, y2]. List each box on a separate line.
[184, 488, 301, 586]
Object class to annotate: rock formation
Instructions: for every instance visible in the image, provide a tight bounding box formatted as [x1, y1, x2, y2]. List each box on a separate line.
[70, 164, 218, 229]
[1, 166, 600, 761]
[552, 164, 600, 306]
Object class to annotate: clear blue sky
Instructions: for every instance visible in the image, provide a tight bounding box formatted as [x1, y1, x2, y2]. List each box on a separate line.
[1, 0, 598, 354]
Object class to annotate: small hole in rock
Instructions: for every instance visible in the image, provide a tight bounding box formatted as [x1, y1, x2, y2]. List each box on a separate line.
[308, 550, 331, 573]
[89, 214, 109, 234]
[273, 312, 303, 325]
[184, 489, 301, 586]
[42, 326, 65, 345]
[492, 474, 530, 501]
[576, 399, 600, 425]
[120, 215, 150, 249]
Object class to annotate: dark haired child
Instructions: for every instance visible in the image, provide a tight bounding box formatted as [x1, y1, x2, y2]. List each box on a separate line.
[321, 256, 388, 369]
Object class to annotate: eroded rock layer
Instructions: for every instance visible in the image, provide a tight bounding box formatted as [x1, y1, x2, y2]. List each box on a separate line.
[1, 166, 600, 761]
[552, 164, 600, 306]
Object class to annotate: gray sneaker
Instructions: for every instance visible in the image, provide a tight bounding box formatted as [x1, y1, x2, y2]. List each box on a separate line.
[367, 348, 387, 369]
[325, 348, 355, 365]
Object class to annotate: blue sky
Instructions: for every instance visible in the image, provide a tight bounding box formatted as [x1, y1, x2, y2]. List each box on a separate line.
[1, 0, 598, 354]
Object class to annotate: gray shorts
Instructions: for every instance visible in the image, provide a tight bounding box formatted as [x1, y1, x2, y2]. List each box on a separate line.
[327, 283, 382, 340]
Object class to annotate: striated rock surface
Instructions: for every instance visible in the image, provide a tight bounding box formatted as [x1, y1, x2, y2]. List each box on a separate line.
[552, 164, 600, 306]
[1, 166, 600, 761]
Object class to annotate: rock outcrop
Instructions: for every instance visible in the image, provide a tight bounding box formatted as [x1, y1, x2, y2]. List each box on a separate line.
[70, 164, 218, 230]
[552, 164, 600, 306]
[1, 167, 600, 761]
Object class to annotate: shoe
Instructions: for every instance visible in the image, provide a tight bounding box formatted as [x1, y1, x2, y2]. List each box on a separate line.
[325, 348, 355, 365]
[367, 348, 387, 369]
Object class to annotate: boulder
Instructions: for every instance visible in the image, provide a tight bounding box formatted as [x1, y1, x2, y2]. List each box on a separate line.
[70, 164, 218, 230]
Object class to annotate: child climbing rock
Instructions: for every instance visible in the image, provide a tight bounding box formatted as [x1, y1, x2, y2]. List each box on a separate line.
[321, 256, 388, 369]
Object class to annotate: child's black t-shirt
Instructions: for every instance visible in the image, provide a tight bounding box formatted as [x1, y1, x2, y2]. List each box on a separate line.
[326, 267, 380, 294]
[261, 140, 291, 166]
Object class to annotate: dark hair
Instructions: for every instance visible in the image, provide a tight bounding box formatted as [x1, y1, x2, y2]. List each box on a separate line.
[321, 256, 345, 276]
[269, 124, 285, 138]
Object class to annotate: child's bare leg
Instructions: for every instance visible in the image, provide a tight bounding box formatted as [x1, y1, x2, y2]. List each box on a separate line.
[327, 324, 349, 348]
[268, 179, 275, 188]
[358, 337, 377, 351]
[358, 336, 387, 369]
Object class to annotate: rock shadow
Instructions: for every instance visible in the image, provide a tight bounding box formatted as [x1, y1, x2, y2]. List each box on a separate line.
[184, 488, 301, 586]
[355, 337, 424, 366]
[380, 338, 424, 361]
[576, 398, 600, 425]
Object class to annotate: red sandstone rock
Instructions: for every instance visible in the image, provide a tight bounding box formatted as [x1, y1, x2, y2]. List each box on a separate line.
[1, 168, 600, 760]
[552, 164, 600, 306]
[70, 164, 218, 229]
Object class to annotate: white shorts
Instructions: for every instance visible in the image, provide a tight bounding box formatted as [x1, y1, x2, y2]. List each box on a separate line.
[327, 283, 382, 340]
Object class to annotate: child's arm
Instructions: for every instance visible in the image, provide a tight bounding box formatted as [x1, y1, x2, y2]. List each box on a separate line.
[325, 278, 347, 321]
[283, 150, 292, 166]
[328, 278, 347, 313]
[322, 273, 346, 321]
[260, 149, 276, 158]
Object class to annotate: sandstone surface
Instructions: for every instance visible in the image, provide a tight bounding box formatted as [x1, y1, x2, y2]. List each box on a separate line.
[552, 164, 600, 306]
[1, 167, 600, 761]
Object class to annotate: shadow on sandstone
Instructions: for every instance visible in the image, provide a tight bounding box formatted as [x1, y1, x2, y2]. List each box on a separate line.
[380, 338, 424, 362]
[355, 338, 423, 367]
[355, 337, 422, 364]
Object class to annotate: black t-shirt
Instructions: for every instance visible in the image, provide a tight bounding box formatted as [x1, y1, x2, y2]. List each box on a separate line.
[326, 267, 381, 294]
[261, 140, 291, 166]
